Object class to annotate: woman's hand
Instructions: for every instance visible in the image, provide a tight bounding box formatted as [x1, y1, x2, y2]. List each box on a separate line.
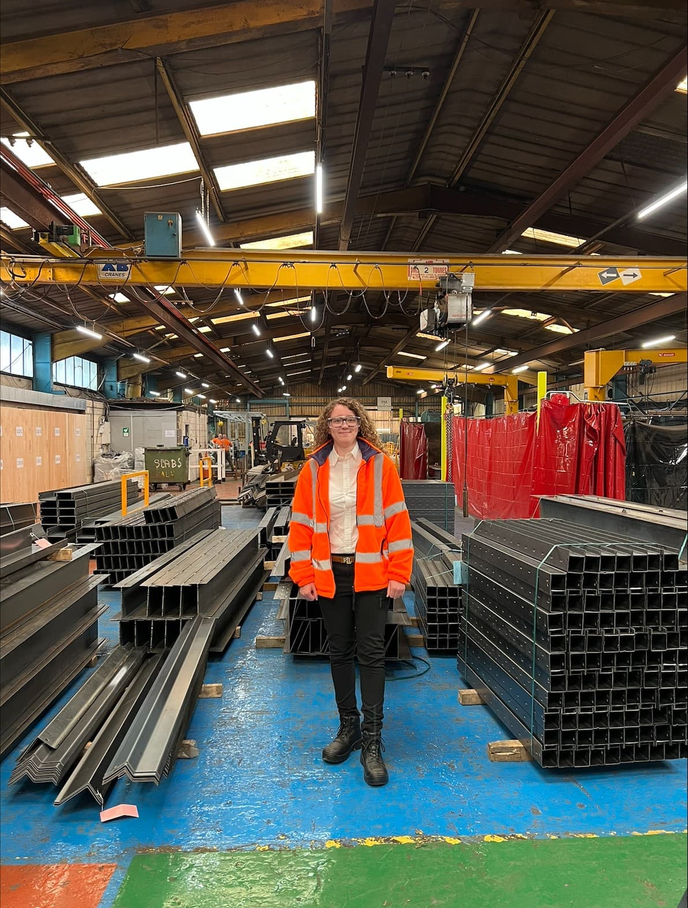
[386, 580, 406, 600]
[299, 583, 318, 601]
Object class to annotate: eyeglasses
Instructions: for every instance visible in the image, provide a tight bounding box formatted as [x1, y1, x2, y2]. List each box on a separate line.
[328, 416, 361, 428]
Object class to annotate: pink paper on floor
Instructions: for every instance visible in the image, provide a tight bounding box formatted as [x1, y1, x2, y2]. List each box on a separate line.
[33, 538, 52, 549]
[100, 804, 139, 823]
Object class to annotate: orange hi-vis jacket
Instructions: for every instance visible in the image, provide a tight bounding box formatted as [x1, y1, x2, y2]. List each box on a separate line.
[288, 437, 413, 597]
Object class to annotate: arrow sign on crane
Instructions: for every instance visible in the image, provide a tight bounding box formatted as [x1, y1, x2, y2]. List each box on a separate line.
[620, 268, 642, 285]
[598, 267, 620, 286]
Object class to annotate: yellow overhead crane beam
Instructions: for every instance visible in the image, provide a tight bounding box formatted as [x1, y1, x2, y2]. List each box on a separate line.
[584, 348, 687, 401]
[1, 252, 685, 293]
[386, 366, 522, 415]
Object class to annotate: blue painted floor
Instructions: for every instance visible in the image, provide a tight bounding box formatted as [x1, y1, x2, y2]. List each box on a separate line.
[1, 504, 686, 872]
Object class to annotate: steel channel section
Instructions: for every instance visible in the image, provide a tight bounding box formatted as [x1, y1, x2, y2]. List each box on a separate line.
[0, 537, 68, 577]
[0, 576, 102, 685]
[103, 616, 214, 785]
[208, 551, 268, 652]
[0, 503, 38, 537]
[54, 653, 165, 806]
[0, 544, 99, 633]
[0, 623, 104, 758]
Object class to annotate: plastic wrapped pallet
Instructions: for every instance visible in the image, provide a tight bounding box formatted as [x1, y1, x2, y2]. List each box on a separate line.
[93, 451, 134, 483]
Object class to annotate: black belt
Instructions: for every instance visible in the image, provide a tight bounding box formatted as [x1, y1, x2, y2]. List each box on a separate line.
[331, 554, 355, 565]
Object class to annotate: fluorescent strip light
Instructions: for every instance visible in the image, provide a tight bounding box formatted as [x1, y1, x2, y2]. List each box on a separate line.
[521, 227, 586, 248]
[274, 332, 309, 342]
[278, 377, 285, 384]
[355, 364, 362, 372]
[149, 390, 161, 397]
[76, 324, 102, 340]
[176, 372, 187, 379]
[435, 339, 450, 352]
[315, 163, 323, 214]
[80, 141, 198, 187]
[677, 76, 687, 93]
[195, 210, 216, 246]
[347, 373, 352, 380]
[417, 389, 425, 395]
[311, 306, 317, 323]
[397, 351, 426, 360]
[240, 231, 313, 250]
[202, 382, 210, 388]
[189, 80, 315, 137]
[473, 362, 491, 372]
[266, 349, 274, 358]
[283, 393, 291, 397]
[287, 369, 310, 376]
[236, 398, 241, 403]
[252, 324, 261, 336]
[503, 249, 523, 255]
[512, 365, 529, 374]
[234, 289, 244, 306]
[184, 388, 194, 394]
[637, 181, 687, 220]
[472, 309, 492, 327]
[193, 353, 203, 358]
[215, 150, 315, 192]
[641, 334, 676, 348]
[132, 352, 150, 363]
[209, 398, 217, 403]
[0, 207, 29, 229]
[495, 348, 517, 356]
[198, 393, 206, 399]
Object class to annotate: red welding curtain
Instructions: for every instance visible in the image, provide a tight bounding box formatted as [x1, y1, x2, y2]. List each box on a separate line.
[400, 421, 428, 479]
[452, 412, 538, 518]
[450, 400, 626, 519]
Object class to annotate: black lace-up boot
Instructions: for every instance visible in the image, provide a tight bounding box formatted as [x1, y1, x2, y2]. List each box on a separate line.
[322, 715, 362, 764]
[360, 731, 388, 786]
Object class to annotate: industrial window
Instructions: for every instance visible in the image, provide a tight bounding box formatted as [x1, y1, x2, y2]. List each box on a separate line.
[53, 355, 98, 390]
[80, 142, 198, 187]
[1, 133, 54, 168]
[61, 193, 102, 217]
[0, 330, 33, 378]
[214, 150, 315, 192]
[190, 80, 316, 137]
[0, 207, 29, 230]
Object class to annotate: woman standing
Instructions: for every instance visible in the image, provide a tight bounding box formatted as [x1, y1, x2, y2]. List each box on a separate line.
[288, 398, 413, 787]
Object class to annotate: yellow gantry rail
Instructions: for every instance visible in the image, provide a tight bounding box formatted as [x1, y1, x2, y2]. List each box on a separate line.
[584, 348, 688, 401]
[1, 251, 686, 293]
[387, 366, 521, 415]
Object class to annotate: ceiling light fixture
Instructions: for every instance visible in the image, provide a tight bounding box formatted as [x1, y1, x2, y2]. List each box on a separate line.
[195, 210, 215, 246]
[397, 351, 426, 360]
[175, 371, 187, 379]
[473, 362, 491, 372]
[311, 305, 317, 323]
[347, 373, 352, 380]
[236, 398, 241, 403]
[472, 309, 492, 327]
[209, 398, 217, 403]
[149, 390, 161, 397]
[435, 339, 450, 352]
[266, 348, 274, 358]
[234, 289, 245, 306]
[354, 364, 362, 373]
[641, 334, 676, 348]
[252, 324, 261, 336]
[202, 382, 210, 388]
[637, 180, 687, 220]
[198, 394, 206, 399]
[315, 163, 324, 214]
[132, 352, 150, 363]
[512, 365, 529, 374]
[76, 324, 102, 340]
[184, 387, 194, 394]
[417, 389, 425, 395]
[283, 393, 291, 397]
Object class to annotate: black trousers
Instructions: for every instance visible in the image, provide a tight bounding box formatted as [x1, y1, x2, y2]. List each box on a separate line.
[318, 559, 389, 735]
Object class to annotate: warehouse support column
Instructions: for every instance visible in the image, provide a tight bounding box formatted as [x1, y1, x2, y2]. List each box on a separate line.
[103, 359, 119, 399]
[32, 333, 53, 393]
[145, 374, 158, 397]
[172, 387, 182, 403]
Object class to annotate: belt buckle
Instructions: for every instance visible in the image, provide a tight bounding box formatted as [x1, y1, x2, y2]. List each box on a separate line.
[344, 556, 354, 565]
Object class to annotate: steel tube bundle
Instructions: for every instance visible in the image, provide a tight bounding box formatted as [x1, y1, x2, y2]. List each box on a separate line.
[458, 518, 687, 768]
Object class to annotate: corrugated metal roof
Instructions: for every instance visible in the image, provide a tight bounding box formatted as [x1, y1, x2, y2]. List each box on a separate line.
[1, 1, 685, 396]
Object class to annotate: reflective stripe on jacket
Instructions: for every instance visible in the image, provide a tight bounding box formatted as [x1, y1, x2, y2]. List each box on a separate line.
[288, 437, 413, 597]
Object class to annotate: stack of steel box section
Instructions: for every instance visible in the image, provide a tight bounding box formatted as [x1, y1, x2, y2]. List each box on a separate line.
[93, 486, 221, 583]
[402, 480, 456, 533]
[411, 519, 462, 652]
[39, 480, 139, 540]
[265, 474, 298, 509]
[458, 518, 687, 768]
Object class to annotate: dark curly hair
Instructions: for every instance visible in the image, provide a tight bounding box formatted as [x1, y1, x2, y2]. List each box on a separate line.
[313, 398, 382, 449]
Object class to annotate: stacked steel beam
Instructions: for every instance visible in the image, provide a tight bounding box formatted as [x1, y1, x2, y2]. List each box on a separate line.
[411, 520, 462, 651]
[0, 537, 105, 757]
[265, 474, 298, 509]
[0, 502, 38, 535]
[77, 492, 172, 542]
[39, 480, 139, 540]
[93, 487, 221, 583]
[402, 481, 456, 533]
[280, 583, 412, 660]
[116, 526, 267, 652]
[458, 518, 687, 768]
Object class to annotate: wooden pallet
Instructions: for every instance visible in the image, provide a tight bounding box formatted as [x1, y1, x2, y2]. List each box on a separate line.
[255, 635, 286, 649]
[458, 688, 485, 706]
[487, 740, 532, 763]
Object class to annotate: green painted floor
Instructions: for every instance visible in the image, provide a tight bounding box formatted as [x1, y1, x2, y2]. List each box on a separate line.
[112, 834, 687, 908]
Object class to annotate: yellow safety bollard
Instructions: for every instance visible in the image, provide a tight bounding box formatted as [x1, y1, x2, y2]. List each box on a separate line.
[121, 471, 149, 517]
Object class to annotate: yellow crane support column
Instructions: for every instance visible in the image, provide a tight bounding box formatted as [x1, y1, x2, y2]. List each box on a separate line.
[537, 371, 548, 423]
[584, 349, 687, 401]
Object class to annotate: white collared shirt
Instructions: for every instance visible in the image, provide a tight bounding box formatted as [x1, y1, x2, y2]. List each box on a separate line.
[328, 443, 362, 554]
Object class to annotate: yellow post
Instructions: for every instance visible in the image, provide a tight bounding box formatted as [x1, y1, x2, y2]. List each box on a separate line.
[199, 456, 213, 487]
[440, 396, 447, 482]
[537, 371, 547, 424]
[121, 471, 149, 516]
